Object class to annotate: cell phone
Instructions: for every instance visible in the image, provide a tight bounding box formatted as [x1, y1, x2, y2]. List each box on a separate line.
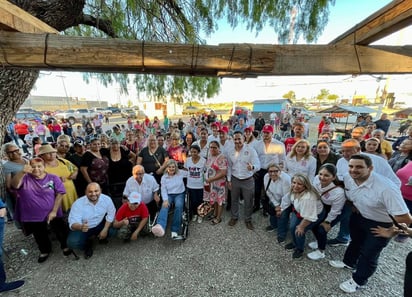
[388, 214, 402, 229]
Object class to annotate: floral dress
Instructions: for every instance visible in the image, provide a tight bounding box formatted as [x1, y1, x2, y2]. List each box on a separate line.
[204, 153, 228, 205]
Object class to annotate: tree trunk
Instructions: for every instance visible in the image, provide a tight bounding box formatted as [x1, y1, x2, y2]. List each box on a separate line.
[0, 0, 86, 146]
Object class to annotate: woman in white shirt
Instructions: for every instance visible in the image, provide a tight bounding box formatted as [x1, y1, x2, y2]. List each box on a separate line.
[307, 163, 346, 261]
[184, 144, 206, 224]
[151, 160, 187, 240]
[278, 173, 324, 259]
[263, 163, 291, 244]
[285, 139, 316, 182]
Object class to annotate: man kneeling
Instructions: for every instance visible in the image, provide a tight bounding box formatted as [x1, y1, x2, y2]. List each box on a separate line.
[67, 183, 116, 259]
[113, 192, 149, 242]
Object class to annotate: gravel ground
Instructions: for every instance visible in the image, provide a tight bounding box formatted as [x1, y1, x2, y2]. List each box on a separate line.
[2, 207, 411, 297]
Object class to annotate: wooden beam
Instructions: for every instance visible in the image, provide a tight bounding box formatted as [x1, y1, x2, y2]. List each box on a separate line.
[330, 0, 412, 45]
[0, 0, 58, 33]
[0, 32, 411, 76]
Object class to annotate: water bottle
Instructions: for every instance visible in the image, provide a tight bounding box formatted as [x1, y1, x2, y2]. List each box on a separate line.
[20, 249, 28, 256]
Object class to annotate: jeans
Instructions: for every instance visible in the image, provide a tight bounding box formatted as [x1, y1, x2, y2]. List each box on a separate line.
[254, 169, 267, 209]
[187, 188, 203, 218]
[289, 209, 326, 251]
[342, 212, 391, 286]
[0, 218, 4, 259]
[157, 192, 185, 234]
[312, 214, 342, 250]
[67, 219, 116, 250]
[274, 206, 292, 241]
[335, 202, 352, 243]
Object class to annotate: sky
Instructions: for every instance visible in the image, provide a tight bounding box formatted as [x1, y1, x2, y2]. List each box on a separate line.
[31, 0, 412, 106]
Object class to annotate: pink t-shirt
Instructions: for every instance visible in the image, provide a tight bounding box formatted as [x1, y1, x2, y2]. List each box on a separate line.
[396, 161, 412, 201]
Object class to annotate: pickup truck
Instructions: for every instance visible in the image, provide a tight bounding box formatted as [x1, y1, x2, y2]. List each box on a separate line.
[55, 109, 99, 124]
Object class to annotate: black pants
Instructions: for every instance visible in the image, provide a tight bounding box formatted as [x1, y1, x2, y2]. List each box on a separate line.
[146, 199, 159, 221]
[254, 169, 267, 209]
[405, 251, 412, 297]
[23, 218, 69, 254]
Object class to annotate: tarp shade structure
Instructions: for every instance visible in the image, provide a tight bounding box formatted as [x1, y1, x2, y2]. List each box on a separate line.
[391, 108, 412, 117]
[253, 99, 292, 113]
[319, 105, 377, 114]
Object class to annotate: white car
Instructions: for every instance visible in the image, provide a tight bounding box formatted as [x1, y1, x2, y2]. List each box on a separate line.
[94, 107, 112, 116]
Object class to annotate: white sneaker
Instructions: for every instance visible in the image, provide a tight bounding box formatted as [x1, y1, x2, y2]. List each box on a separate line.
[339, 278, 363, 293]
[151, 224, 165, 237]
[192, 215, 198, 222]
[307, 249, 325, 261]
[308, 241, 318, 250]
[329, 260, 354, 270]
[197, 216, 203, 224]
[171, 232, 183, 240]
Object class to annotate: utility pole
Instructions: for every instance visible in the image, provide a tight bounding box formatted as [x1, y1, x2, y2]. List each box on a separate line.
[57, 73, 71, 109]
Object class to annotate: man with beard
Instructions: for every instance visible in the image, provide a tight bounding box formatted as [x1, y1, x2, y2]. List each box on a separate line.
[67, 183, 116, 259]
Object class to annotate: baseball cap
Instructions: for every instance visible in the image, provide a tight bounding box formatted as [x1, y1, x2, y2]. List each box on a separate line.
[262, 125, 274, 133]
[218, 126, 229, 134]
[211, 122, 220, 129]
[244, 127, 253, 133]
[128, 192, 141, 204]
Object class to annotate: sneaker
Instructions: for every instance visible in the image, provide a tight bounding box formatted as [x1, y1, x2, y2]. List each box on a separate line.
[197, 216, 203, 224]
[327, 238, 349, 247]
[339, 278, 363, 293]
[191, 215, 198, 222]
[307, 249, 325, 261]
[0, 280, 25, 293]
[277, 238, 285, 244]
[308, 241, 318, 250]
[292, 249, 304, 259]
[151, 224, 165, 237]
[265, 225, 276, 232]
[171, 232, 183, 240]
[284, 242, 295, 250]
[329, 260, 354, 270]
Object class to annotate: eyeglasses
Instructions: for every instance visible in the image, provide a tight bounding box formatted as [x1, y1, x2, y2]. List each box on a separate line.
[268, 170, 279, 173]
[209, 146, 219, 149]
[6, 149, 20, 154]
[131, 202, 139, 205]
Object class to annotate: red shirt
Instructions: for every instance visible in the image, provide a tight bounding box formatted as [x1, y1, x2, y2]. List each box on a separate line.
[284, 137, 298, 154]
[14, 123, 29, 135]
[115, 202, 149, 224]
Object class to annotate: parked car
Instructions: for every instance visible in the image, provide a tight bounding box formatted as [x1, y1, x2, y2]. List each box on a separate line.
[182, 106, 206, 115]
[93, 107, 112, 116]
[55, 109, 98, 124]
[121, 109, 146, 120]
[107, 107, 121, 114]
[15, 111, 43, 122]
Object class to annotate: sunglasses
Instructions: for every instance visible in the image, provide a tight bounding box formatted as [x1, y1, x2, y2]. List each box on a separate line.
[7, 149, 20, 154]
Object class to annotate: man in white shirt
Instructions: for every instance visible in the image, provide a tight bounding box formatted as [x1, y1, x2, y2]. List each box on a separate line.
[329, 155, 411, 294]
[330, 139, 401, 247]
[253, 124, 286, 214]
[123, 165, 160, 221]
[227, 131, 260, 230]
[67, 183, 116, 259]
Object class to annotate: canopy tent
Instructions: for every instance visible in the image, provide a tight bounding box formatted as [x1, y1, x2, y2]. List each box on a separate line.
[319, 105, 378, 136]
[319, 105, 377, 114]
[391, 108, 412, 119]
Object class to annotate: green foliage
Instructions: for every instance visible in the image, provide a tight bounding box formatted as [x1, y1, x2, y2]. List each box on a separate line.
[316, 88, 330, 100]
[283, 90, 296, 101]
[66, 0, 334, 101]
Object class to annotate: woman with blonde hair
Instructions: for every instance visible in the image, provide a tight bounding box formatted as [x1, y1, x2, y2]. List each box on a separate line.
[277, 173, 324, 259]
[151, 159, 187, 240]
[284, 139, 316, 182]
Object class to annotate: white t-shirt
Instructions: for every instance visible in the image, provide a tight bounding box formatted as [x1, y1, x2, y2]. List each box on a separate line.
[184, 157, 206, 189]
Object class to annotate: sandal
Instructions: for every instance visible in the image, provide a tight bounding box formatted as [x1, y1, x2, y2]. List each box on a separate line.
[207, 214, 216, 221]
[211, 218, 222, 225]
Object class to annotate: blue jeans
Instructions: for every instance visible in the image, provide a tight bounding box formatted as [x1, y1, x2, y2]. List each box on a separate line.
[0, 218, 4, 259]
[343, 212, 391, 286]
[335, 203, 352, 243]
[274, 206, 292, 242]
[67, 219, 116, 250]
[289, 209, 326, 251]
[157, 192, 185, 234]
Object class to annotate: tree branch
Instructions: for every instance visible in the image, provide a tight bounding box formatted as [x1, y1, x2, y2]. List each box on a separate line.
[79, 14, 117, 38]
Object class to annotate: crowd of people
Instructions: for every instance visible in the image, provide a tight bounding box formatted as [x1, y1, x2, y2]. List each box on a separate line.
[1, 109, 412, 295]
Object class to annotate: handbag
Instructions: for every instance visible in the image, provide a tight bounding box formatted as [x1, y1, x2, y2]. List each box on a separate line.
[197, 201, 214, 217]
